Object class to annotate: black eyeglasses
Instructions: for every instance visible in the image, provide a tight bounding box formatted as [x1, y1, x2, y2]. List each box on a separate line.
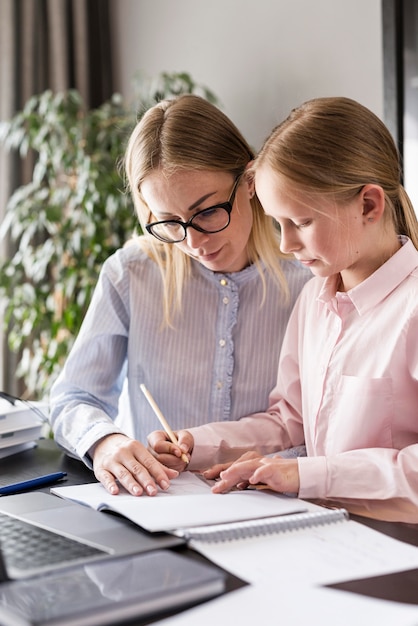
[145, 175, 241, 244]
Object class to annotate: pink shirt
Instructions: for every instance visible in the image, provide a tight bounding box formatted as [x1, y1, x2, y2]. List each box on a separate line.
[190, 237, 418, 522]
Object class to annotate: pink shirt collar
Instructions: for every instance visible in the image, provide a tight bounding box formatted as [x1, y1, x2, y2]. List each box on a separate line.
[317, 236, 418, 315]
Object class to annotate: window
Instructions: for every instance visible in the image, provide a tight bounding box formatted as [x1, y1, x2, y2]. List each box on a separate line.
[383, 0, 418, 212]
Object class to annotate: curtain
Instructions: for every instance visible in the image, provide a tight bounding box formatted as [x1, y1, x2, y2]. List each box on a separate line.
[0, 0, 114, 394]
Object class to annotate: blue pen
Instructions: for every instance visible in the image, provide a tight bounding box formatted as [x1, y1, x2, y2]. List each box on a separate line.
[0, 472, 67, 495]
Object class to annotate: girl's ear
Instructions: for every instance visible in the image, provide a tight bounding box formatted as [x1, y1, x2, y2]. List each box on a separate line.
[244, 161, 256, 199]
[361, 184, 385, 224]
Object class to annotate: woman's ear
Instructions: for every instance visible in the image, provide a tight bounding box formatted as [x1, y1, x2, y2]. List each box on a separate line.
[361, 184, 386, 224]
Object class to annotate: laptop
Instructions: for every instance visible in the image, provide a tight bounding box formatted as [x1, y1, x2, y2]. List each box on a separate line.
[0, 491, 185, 580]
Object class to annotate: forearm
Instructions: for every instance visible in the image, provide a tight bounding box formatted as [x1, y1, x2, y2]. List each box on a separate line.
[188, 409, 303, 470]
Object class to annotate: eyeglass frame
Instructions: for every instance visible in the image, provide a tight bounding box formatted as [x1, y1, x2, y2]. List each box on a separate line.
[144, 174, 242, 244]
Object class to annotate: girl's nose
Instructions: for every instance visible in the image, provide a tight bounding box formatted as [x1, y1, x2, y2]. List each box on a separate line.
[279, 227, 301, 254]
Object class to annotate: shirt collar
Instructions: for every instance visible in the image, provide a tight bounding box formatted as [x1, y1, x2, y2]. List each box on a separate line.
[318, 236, 418, 315]
[193, 257, 261, 286]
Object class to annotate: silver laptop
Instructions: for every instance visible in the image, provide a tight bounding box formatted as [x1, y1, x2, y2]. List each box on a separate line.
[0, 491, 184, 580]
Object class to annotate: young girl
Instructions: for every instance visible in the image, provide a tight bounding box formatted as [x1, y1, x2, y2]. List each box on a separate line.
[149, 97, 418, 522]
[49, 95, 309, 497]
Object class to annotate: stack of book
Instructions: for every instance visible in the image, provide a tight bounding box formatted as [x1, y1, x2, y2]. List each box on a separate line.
[0, 398, 48, 459]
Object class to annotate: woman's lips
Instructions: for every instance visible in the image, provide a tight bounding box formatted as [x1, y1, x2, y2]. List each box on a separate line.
[298, 258, 316, 266]
[198, 248, 222, 262]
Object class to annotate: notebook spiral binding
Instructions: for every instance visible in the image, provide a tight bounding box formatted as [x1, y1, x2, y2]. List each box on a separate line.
[182, 508, 349, 543]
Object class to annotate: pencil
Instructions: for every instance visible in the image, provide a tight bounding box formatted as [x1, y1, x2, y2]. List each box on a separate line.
[140, 384, 189, 465]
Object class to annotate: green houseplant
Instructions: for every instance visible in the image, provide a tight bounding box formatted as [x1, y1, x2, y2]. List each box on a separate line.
[0, 72, 218, 398]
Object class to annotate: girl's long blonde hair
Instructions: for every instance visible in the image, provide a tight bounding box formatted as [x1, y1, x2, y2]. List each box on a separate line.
[254, 96, 418, 249]
[125, 94, 290, 324]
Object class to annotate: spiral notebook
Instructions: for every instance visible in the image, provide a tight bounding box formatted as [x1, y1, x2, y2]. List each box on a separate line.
[175, 507, 349, 543]
[184, 511, 418, 595]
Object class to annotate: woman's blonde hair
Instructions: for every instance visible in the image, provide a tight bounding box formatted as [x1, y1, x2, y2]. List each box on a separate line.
[254, 96, 418, 248]
[125, 94, 289, 324]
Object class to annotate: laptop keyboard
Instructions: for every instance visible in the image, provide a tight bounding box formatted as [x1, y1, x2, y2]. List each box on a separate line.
[0, 511, 106, 574]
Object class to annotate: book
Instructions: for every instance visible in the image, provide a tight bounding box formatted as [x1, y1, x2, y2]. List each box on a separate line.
[0, 401, 46, 431]
[0, 425, 44, 450]
[0, 441, 36, 460]
[0, 400, 47, 453]
[51, 471, 315, 534]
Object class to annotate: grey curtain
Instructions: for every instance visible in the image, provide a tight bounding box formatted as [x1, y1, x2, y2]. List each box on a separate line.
[0, 0, 114, 394]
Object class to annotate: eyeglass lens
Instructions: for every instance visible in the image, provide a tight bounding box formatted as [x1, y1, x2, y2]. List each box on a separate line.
[150, 206, 230, 243]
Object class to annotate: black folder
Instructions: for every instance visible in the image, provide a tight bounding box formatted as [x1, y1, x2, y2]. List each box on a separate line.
[0, 549, 226, 625]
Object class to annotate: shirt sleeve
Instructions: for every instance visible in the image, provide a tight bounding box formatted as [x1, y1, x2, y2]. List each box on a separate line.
[298, 446, 418, 522]
[49, 253, 129, 466]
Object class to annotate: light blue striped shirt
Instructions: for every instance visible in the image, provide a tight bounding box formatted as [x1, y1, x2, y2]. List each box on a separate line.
[49, 242, 310, 466]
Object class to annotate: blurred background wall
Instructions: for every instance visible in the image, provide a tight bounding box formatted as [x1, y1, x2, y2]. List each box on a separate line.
[110, 0, 384, 151]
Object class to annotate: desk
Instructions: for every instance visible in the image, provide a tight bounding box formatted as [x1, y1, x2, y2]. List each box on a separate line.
[1, 439, 418, 625]
[0, 438, 95, 489]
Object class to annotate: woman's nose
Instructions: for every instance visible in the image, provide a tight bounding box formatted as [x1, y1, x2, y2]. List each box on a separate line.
[185, 226, 210, 248]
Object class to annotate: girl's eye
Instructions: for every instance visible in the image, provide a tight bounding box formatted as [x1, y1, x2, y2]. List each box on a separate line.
[272, 218, 312, 230]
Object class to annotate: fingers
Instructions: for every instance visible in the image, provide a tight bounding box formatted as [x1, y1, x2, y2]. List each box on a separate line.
[176, 429, 194, 459]
[147, 429, 193, 470]
[147, 449, 189, 473]
[94, 468, 121, 496]
[92, 433, 178, 497]
[212, 452, 299, 493]
[202, 462, 233, 480]
[212, 456, 300, 494]
[212, 457, 260, 493]
[203, 451, 261, 482]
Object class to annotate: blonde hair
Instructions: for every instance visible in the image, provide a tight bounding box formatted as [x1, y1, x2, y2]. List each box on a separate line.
[125, 94, 290, 324]
[254, 97, 418, 248]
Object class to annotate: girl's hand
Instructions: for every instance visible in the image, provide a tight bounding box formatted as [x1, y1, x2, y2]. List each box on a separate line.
[201, 462, 234, 480]
[212, 452, 300, 494]
[147, 429, 193, 472]
[92, 433, 178, 496]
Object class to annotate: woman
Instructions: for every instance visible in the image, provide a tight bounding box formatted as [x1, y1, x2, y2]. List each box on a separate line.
[49, 94, 309, 497]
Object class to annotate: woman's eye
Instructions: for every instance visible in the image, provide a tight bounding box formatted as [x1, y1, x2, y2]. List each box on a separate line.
[296, 220, 311, 229]
[199, 208, 218, 218]
[164, 222, 182, 232]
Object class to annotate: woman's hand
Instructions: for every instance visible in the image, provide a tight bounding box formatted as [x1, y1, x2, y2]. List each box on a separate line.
[211, 452, 300, 494]
[92, 433, 178, 496]
[147, 429, 193, 472]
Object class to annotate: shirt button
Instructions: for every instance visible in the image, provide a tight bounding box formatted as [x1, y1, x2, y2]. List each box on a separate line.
[223, 297, 229, 304]
[219, 339, 226, 347]
[220, 279, 227, 286]
[216, 381, 223, 389]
